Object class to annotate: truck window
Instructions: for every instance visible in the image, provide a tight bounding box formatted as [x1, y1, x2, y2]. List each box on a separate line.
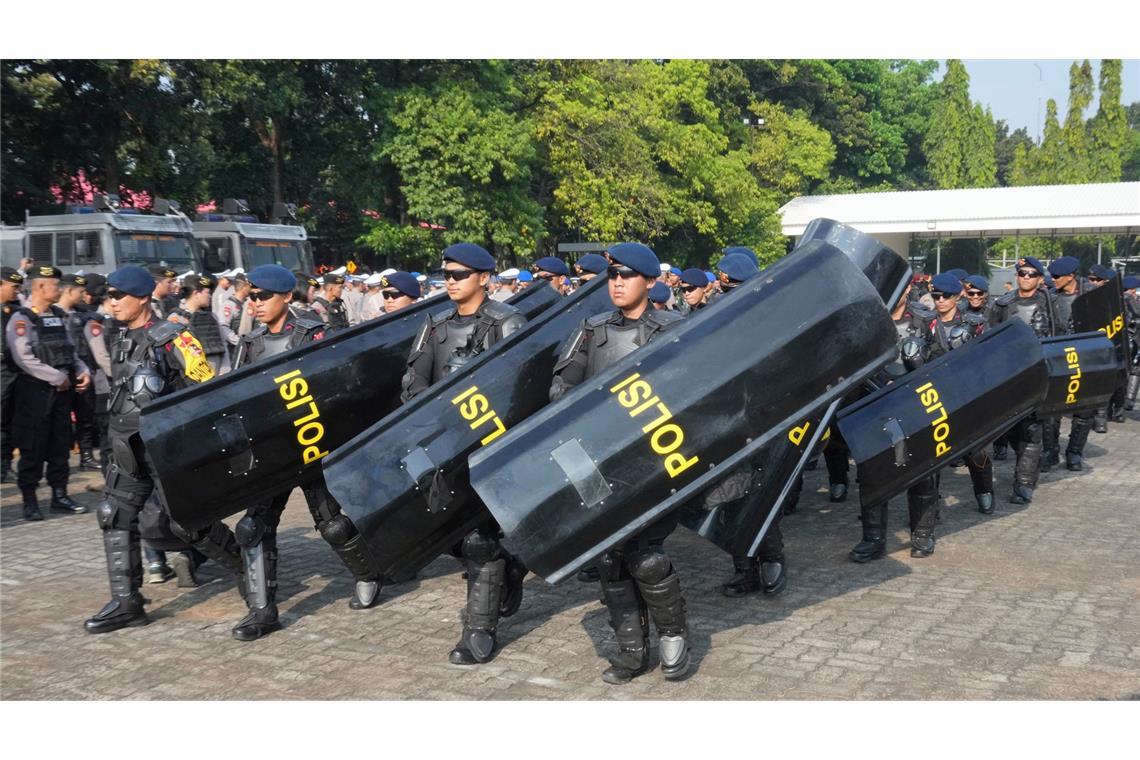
[242, 240, 305, 270]
[114, 233, 197, 270]
[199, 236, 233, 273]
[74, 231, 103, 266]
[55, 232, 75, 265]
[29, 233, 53, 264]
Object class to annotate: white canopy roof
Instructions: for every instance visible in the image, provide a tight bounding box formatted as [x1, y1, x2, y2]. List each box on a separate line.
[779, 182, 1140, 239]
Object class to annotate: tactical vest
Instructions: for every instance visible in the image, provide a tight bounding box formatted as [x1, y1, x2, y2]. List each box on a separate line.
[927, 310, 985, 359]
[107, 320, 186, 432]
[1, 300, 18, 373]
[425, 298, 525, 384]
[236, 314, 324, 368]
[314, 296, 351, 331]
[582, 309, 683, 380]
[227, 295, 245, 334]
[67, 308, 101, 368]
[186, 309, 227, 361]
[996, 290, 1054, 338]
[1051, 280, 1087, 336]
[17, 305, 76, 374]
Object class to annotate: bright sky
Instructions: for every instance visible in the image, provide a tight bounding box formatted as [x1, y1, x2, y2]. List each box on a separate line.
[957, 59, 1140, 140]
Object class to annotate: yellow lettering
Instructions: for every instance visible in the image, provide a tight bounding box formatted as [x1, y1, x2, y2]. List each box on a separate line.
[1066, 393, 1076, 404]
[916, 381, 933, 393]
[460, 393, 489, 421]
[610, 372, 641, 393]
[293, 401, 320, 427]
[272, 368, 301, 384]
[935, 441, 951, 457]
[933, 422, 950, 442]
[279, 377, 308, 401]
[618, 380, 653, 409]
[302, 446, 329, 465]
[929, 404, 948, 426]
[920, 388, 939, 408]
[452, 385, 478, 405]
[640, 402, 673, 434]
[665, 452, 699, 478]
[650, 424, 683, 455]
[297, 421, 324, 446]
[629, 395, 661, 418]
[470, 409, 497, 430]
[788, 422, 810, 447]
[479, 416, 507, 446]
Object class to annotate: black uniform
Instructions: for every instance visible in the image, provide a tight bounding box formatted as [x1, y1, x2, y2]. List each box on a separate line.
[1126, 292, 1140, 411]
[988, 287, 1057, 502]
[228, 312, 386, 641]
[6, 304, 90, 517]
[851, 303, 944, 561]
[1046, 280, 1097, 470]
[0, 295, 20, 481]
[401, 296, 527, 664]
[84, 317, 244, 634]
[312, 295, 350, 332]
[550, 306, 693, 682]
[66, 304, 103, 470]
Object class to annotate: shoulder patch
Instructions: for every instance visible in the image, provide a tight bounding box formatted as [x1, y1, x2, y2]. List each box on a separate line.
[88, 321, 103, 338]
[14, 318, 26, 337]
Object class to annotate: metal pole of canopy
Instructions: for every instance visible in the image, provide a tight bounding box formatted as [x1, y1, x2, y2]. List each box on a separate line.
[936, 239, 941, 274]
[1097, 239, 1103, 265]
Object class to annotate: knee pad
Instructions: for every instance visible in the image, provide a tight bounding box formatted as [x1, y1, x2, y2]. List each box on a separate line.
[317, 514, 357, 548]
[95, 499, 118, 530]
[167, 519, 203, 545]
[235, 514, 267, 548]
[628, 547, 672, 585]
[461, 530, 501, 564]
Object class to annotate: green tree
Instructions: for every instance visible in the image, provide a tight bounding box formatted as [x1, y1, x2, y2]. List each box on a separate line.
[995, 120, 1034, 186]
[923, 60, 995, 189]
[1058, 60, 1094, 183]
[1088, 60, 1129, 182]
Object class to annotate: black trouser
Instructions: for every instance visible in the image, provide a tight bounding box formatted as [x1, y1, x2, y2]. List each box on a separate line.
[0, 368, 15, 469]
[72, 385, 96, 451]
[823, 429, 850, 486]
[12, 376, 72, 492]
[95, 394, 110, 471]
[1011, 414, 1043, 491]
[964, 447, 993, 495]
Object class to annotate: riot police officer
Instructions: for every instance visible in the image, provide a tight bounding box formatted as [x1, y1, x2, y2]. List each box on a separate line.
[380, 271, 420, 314]
[849, 281, 941, 561]
[550, 242, 692, 683]
[1124, 275, 1140, 412]
[574, 254, 609, 284]
[678, 268, 709, 313]
[400, 244, 527, 665]
[6, 266, 92, 520]
[1, 267, 26, 483]
[226, 265, 385, 641]
[1087, 264, 1126, 427]
[84, 266, 244, 633]
[988, 257, 1057, 504]
[1042, 257, 1096, 471]
[708, 253, 759, 306]
[648, 281, 672, 310]
[311, 272, 350, 331]
[533, 256, 570, 293]
[168, 274, 231, 376]
[922, 273, 992, 513]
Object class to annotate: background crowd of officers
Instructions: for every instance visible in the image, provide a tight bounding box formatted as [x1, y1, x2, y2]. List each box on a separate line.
[1, 244, 1138, 685]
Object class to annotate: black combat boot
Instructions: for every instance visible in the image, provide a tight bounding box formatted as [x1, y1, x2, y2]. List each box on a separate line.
[50, 486, 87, 514]
[908, 486, 939, 558]
[577, 566, 601, 582]
[599, 578, 650, 684]
[1093, 408, 1107, 433]
[849, 502, 887, 563]
[21, 488, 43, 521]
[637, 569, 691, 681]
[170, 552, 199, 588]
[1125, 374, 1139, 411]
[992, 440, 1009, 461]
[976, 492, 994, 515]
[761, 555, 787, 595]
[1065, 414, 1093, 471]
[449, 556, 505, 665]
[828, 482, 848, 503]
[85, 528, 148, 633]
[79, 446, 101, 472]
[232, 537, 281, 641]
[722, 555, 761, 597]
[182, 520, 245, 596]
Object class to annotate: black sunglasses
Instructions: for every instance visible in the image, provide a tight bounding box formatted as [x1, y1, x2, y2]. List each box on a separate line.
[248, 290, 282, 302]
[1088, 276, 1106, 282]
[106, 289, 128, 301]
[931, 292, 958, 301]
[607, 266, 640, 280]
[381, 290, 404, 300]
[442, 268, 480, 282]
[1016, 270, 1042, 278]
[965, 290, 986, 297]
[680, 285, 700, 293]
[534, 272, 558, 281]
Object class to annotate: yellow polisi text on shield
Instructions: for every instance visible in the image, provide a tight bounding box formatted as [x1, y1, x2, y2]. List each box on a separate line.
[1098, 314, 1124, 341]
[451, 385, 507, 446]
[610, 372, 699, 478]
[1064, 346, 1082, 404]
[274, 368, 328, 465]
[915, 380, 952, 458]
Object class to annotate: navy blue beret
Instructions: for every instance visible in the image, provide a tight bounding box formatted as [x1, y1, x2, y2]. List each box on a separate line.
[533, 256, 569, 276]
[1089, 264, 1116, 280]
[722, 246, 758, 266]
[930, 273, 964, 295]
[384, 271, 421, 299]
[443, 243, 495, 272]
[1121, 275, 1139, 290]
[1017, 257, 1046, 276]
[717, 253, 760, 283]
[1047, 256, 1079, 277]
[108, 266, 156, 297]
[944, 268, 968, 281]
[648, 282, 671, 304]
[680, 268, 708, 288]
[576, 253, 609, 274]
[606, 242, 661, 278]
[964, 275, 989, 293]
[248, 264, 298, 294]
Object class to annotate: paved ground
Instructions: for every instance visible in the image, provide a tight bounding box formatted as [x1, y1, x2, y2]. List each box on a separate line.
[2, 413, 1139, 701]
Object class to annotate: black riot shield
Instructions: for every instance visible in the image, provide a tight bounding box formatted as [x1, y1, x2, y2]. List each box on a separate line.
[836, 320, 1048, 509]
[469, 240, 899, 583]
[322, 276, 613, 582]
[798, 218, 913, 309]
[140, 284, 558, 531]
[1071, 278, 1130, 386]
[1036, 331, 1120, 416]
